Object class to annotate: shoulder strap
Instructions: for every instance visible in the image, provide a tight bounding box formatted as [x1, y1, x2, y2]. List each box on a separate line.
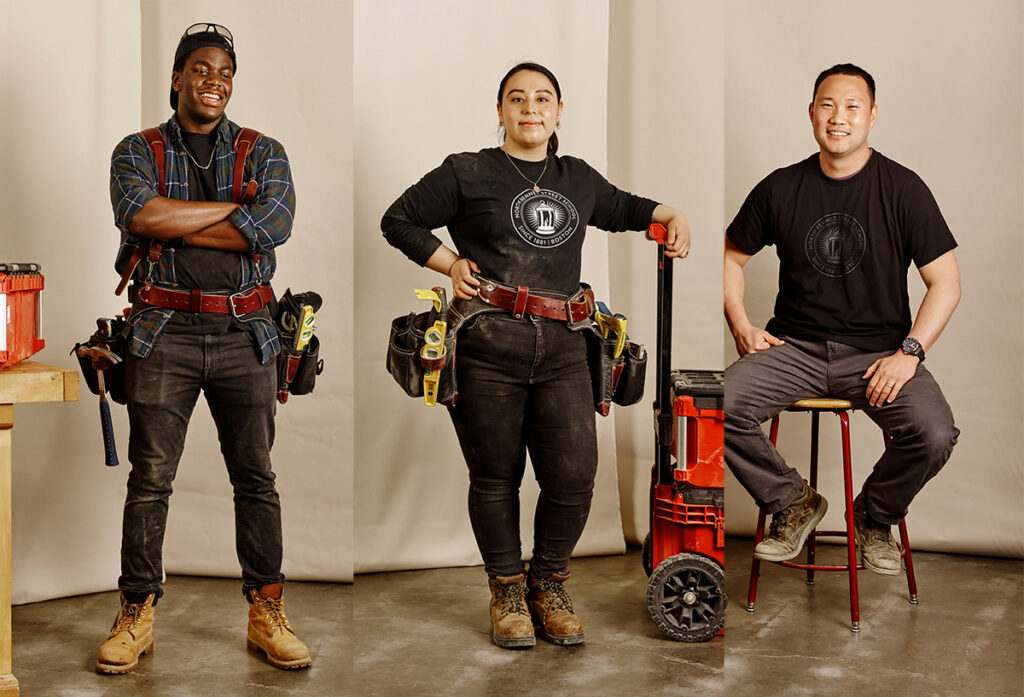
[117, 128, 167, 295]
[139, 127, 167, 197]
[232, 127, 262, 203]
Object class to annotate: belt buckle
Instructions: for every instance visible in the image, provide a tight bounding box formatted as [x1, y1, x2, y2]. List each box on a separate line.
[564, 287, 593, 324]
[228, 287, 258, 319]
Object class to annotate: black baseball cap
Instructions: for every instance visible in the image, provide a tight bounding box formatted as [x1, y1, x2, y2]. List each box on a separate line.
[170, 23, 237, 110]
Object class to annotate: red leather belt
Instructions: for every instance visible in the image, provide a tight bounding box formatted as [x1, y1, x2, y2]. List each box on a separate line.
[475, 279, 594, 323]
[135, 284, 272, 317]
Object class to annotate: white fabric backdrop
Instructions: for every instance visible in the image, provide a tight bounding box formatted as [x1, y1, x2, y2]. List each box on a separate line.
[722, 0, 1024, 558]
[3, 0, 354, 605]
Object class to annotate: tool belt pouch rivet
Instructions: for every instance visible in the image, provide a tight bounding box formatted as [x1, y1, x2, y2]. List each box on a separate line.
[386, 310, 458, 406]
[585, 326, 647, 417]
[72, 317, 128, 405]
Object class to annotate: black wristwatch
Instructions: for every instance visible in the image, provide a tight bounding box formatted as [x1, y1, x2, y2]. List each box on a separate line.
[900, 337, 925, 362]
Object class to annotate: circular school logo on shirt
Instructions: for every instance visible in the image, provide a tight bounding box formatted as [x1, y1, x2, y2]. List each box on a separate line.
[510, 188, 580, 248]
[805, 213, 866, 277]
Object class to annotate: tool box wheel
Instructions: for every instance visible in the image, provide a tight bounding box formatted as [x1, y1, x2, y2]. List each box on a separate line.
[647, 552, 726, 642]
[641, 533, 653, 577]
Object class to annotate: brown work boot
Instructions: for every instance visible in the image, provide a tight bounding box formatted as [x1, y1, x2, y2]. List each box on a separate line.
[95, 593, 156, 675]
[754, 480, 828, 562]
[527, 570, 584, 646]
[246, 583, 312, 670]
[854, 493, 903, 576]
[488, 573, 535, 649]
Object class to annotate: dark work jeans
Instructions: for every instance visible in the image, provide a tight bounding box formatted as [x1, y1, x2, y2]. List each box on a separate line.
[120, 329, 283, 600]
[725, 337, 959, 524]
[448, 313, 598, 579]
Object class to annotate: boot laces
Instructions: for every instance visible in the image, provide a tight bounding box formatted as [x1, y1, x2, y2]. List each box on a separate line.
[111, 601, 147, 633]
[256, 596, 293, 632]
[536, 579, 574, 614]
[767, 507, 793, 540]
[493, 581, 528, 618]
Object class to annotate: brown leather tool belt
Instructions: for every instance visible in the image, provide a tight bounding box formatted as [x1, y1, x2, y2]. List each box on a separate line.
[134, 284, 272, 318]
[474, 277, 595, 323]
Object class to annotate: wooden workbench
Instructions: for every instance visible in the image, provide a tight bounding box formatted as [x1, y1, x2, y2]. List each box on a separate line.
[0, 361, 79, 695]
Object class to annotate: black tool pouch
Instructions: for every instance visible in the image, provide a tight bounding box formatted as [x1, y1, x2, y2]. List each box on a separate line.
[586, 329, 647, 416]
[274, 289, 324, 403]
[72, 317, 128, 405]
[279, 334, 322, 396]
[386, 310, 458, 406]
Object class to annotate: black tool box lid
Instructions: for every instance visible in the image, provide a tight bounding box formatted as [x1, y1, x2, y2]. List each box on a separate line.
[671, 369, 724, 409]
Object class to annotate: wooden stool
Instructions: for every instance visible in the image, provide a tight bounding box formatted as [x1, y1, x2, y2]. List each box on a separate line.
[744, 398, 918, 632]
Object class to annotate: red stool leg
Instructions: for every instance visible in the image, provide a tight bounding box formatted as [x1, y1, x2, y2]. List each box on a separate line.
[747, 416, 782, 612]
[747, 508, 766, 612]
[806, 412, 820, 585]
[898, 519, 919, 603]
[879, 432, 920, 605]
[839, 410, 860, 632]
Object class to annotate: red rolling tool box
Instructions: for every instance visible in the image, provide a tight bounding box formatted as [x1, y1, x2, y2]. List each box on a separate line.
[641, 226, 726, 642]
[0, 263, 45, 370]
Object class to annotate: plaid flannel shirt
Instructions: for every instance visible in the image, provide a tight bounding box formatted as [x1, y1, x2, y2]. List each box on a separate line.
[109, 114, 295, 363]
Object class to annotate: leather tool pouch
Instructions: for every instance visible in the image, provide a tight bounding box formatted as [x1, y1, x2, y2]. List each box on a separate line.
[72, 317, 128, 405]
[585, 329, 647, 416]
[387, 309, 459, 406]
[274, 289, 324, 403]
[279, 334, 322, 396]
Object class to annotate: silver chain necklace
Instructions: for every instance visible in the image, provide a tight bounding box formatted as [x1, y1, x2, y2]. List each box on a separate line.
[503, 150, 548, 193]
[182, 142, 216, 170]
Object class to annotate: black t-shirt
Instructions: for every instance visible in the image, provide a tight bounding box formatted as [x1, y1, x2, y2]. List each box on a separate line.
[165, 130, 244, 334]
[727, 151, 957, 351]
[382, 148, 659, 297]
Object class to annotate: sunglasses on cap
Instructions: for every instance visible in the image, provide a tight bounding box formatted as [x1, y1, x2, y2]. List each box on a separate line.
[181, 22, 234, 48]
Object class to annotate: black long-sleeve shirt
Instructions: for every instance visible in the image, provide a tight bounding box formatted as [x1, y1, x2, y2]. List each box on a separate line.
[382, 148, 658, 296]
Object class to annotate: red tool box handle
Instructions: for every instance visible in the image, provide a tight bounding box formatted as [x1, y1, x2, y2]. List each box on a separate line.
[647, 222, 669, 245]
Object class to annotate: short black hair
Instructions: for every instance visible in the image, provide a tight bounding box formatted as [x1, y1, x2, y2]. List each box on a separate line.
[813, 63, 875, 104]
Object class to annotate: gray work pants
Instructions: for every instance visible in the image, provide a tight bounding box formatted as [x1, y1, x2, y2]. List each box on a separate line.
[724, 337, 958, 525]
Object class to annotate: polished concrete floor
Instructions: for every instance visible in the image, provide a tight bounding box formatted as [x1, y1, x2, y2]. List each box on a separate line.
[724, 536, 1024, 697]
[9, 545, 1022, 696]
[353, 551, 723, 697]
[12, 576, 351, 697]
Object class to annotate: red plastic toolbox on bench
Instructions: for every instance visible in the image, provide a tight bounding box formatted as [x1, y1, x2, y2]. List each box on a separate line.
[0, 263, 45, 369]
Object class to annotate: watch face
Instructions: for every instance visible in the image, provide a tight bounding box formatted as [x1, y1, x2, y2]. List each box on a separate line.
[902, 337, 922, 358]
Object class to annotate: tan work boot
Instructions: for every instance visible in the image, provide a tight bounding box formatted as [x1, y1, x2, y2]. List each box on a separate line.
[246, 583, 312, 670]
[854, 493, 903, 575]
[488, 573, 535, 649]
[754, 480, 828, 562]
[96, 593, 156, 674]
[527, 570, 584, 646]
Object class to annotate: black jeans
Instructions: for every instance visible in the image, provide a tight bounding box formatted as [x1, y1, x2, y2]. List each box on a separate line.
[120, 329, 284, 600]
[725, 337, 958, 524]
[448, 313, 598, 579]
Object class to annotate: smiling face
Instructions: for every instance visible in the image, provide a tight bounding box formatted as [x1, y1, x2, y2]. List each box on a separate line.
[809, 73, 877, 175]
[172, 46, 234, 134]
[497, 69, 563, 160]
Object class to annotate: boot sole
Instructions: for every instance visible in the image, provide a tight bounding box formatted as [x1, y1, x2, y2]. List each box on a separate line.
[247, 637, 312, 670]
[96, 640, 153, 675]
[535, 626, 584, 646]
[754, 497, 829, 562]
[490, 624, 535, 649]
